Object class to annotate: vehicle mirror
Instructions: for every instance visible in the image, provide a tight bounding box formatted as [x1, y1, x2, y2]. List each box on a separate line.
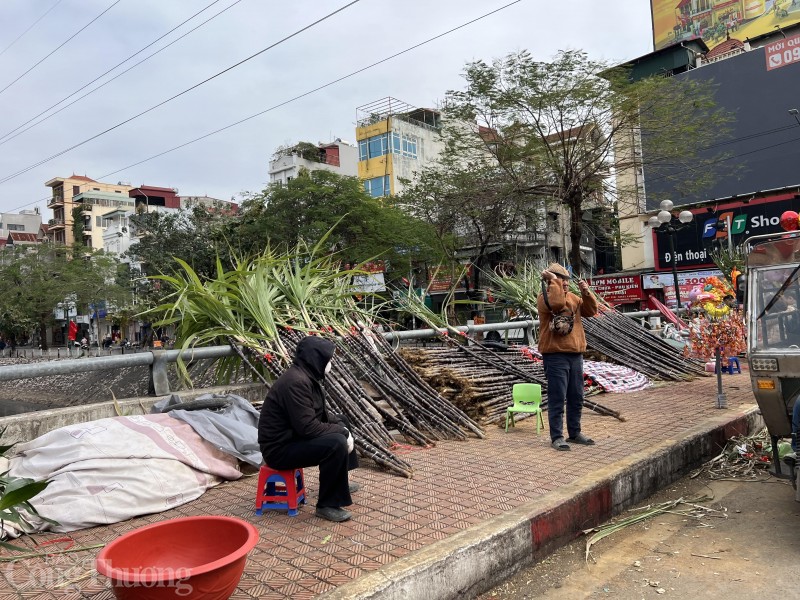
[736, 274, 746, 304]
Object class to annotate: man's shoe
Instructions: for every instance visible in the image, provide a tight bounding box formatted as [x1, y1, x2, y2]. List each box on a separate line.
[315, 507, 352, 522]
[349, 482, 361, 494]
[567, 433, 595, 445]
[551, 437, 570, 451]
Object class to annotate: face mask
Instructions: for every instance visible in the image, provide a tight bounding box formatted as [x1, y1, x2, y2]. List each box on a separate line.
[324, 361, 332, 375]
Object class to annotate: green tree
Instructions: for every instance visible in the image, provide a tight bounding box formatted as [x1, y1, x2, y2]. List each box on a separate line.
[410, 49, 731, 275]
[124, 206, 234, 308]
[230, 169, 445, 280]
[0, 246, 129, 349]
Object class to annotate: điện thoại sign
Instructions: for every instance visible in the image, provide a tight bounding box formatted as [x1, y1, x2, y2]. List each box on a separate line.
[653, 194, 800, 271]
[590, 275, 644, 305]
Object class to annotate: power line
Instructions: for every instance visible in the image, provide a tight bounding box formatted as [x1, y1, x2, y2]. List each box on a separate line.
[0, 0, 123, 98]
[0, 0, 65, 60]
[100, 1, 525, 179]
[0, 0, 362, 186]
[0, 0, 238, 147]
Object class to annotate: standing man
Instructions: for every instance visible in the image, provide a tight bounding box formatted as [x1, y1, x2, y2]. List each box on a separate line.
[258, 336, 359, 522]
[537, 263, 599, 451]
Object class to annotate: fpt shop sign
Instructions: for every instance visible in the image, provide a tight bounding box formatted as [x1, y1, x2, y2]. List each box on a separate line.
[654, 196, 800, 271]
[590, 276, 643, 305]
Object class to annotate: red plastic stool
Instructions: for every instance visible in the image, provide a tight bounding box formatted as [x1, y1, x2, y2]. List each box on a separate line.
[255, 466, 306, 517]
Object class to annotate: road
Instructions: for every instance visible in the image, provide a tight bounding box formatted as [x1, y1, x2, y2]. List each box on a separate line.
[481, 469, 800, 599]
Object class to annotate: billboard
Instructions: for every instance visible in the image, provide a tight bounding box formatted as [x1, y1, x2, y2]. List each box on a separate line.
[642, 43, 800, 211]
[652, 193, 800, 270]
[590, 275, 644, 305]
[651, 0, 800, 52]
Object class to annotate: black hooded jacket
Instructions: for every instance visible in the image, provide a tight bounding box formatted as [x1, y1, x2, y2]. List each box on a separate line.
[258, 336, 347, 463]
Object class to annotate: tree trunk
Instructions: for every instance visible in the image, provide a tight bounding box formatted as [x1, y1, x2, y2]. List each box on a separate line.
[568, 199, 583, 277]
[39, 318, 48, 351]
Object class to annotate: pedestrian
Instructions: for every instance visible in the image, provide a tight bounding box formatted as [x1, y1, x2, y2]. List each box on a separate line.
[537, 263, 599, 451]
[258, 336, 359, 522]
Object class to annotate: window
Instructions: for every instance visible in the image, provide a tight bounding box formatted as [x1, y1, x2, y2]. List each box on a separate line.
[363, 175, 390, 197]
[73, 186, 80, 196]
[6, 224, 23, 231]
[359, 132, 417, 160]
[401, 135, 417, 158]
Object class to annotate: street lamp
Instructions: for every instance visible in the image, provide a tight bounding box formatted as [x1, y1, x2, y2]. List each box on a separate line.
[647, 200, 694, 311]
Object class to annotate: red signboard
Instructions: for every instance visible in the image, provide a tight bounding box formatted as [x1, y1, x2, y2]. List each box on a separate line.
[590, 275, 643, 305]
[765, 33, 800, 71]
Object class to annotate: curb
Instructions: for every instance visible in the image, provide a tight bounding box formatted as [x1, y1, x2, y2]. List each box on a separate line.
[320, 405, 762, 600]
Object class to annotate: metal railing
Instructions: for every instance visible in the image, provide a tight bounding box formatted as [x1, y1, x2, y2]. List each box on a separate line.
[0, 310, 668, 397]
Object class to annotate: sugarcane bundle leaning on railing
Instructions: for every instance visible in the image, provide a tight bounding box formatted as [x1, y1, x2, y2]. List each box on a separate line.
[394, 278, 623, 424]
[484, 261, 706, 381]
[148, 244, 481, 477]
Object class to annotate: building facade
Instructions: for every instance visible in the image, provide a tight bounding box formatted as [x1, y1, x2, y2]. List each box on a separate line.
[269, 140, 358, 186]
[45, 175, 132, 246]
[0, 209, 42, 241]
[612, 24, 800, 307]
[355, 97, 444, 198]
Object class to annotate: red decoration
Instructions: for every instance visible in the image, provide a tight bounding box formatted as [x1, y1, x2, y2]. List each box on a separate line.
[68, 320, 78, 341]
[779, 210, 799, 231]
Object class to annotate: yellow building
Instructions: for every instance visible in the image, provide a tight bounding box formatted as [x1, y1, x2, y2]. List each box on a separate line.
[355, 97, 444, 197]
[45, 175, 132, 246]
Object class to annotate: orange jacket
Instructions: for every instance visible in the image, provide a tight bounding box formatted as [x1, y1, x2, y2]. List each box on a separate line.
[537, 282, 598, 354]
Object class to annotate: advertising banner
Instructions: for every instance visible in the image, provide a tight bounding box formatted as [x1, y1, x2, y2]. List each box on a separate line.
[653, 194, 800, 270]
[644, 269, 723, 307]
[651, 0, 800, 52]
[590, 275, 644, 305]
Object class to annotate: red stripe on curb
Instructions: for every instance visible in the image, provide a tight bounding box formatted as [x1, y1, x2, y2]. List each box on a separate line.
[530, 484, 612, 555]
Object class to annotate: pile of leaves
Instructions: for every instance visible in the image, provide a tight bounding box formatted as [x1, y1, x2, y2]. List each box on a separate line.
[690, 427, 791, 481]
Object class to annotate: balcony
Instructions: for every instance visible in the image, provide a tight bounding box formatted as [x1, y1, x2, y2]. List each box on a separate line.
[48, 218, 65, 230]
[48, 195, 64, 209]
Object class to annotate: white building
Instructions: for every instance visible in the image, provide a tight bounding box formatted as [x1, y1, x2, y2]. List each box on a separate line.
[0, 209, 42, 240]
[268, 140, 358, 186]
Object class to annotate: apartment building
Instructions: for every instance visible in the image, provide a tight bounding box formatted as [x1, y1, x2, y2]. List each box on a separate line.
[45, 175, 132, 246]
[269, 139, 358, 185]
[355, 97, 444, 198]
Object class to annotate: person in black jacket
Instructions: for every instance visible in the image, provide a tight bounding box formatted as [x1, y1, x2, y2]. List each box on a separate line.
[258, 336, 359, 522]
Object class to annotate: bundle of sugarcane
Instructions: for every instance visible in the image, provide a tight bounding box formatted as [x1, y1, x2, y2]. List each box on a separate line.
[484, 263, 705, 381]
[393, 285, 625, 422]
[152, 243, 481, 478]
[343, 326, 484, 440]
[398, 346, 535, 423]
[583, 307, 705, 381]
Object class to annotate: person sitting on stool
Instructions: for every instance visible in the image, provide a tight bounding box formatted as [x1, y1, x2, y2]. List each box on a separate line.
[258, 336, 359, 522]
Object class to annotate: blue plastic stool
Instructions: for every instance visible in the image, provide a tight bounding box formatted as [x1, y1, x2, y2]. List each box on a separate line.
[726, 356, 741, 374]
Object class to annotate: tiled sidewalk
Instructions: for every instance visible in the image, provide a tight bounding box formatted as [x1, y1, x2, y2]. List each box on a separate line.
[0, 373, 756, 599]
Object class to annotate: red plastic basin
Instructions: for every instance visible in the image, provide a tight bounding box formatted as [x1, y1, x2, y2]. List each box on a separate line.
[95, 516, 259, 600]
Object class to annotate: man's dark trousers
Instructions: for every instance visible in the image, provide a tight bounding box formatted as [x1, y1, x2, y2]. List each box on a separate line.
[542, 352, 584, 442]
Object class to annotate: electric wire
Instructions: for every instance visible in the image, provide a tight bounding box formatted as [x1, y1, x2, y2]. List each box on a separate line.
[100, 0, 525, 179]
[0, 0, 362, 186]
[0, 0, 65, 60]
[2, 0, 524, 214]
[0, 0, 123, 98]
[0, 0, 235, 146]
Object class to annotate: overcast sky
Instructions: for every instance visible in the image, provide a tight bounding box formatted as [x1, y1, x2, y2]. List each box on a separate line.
[0, 0, 654, 214]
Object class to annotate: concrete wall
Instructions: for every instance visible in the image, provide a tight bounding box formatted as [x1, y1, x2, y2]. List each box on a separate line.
[0, 382, 264, 445]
